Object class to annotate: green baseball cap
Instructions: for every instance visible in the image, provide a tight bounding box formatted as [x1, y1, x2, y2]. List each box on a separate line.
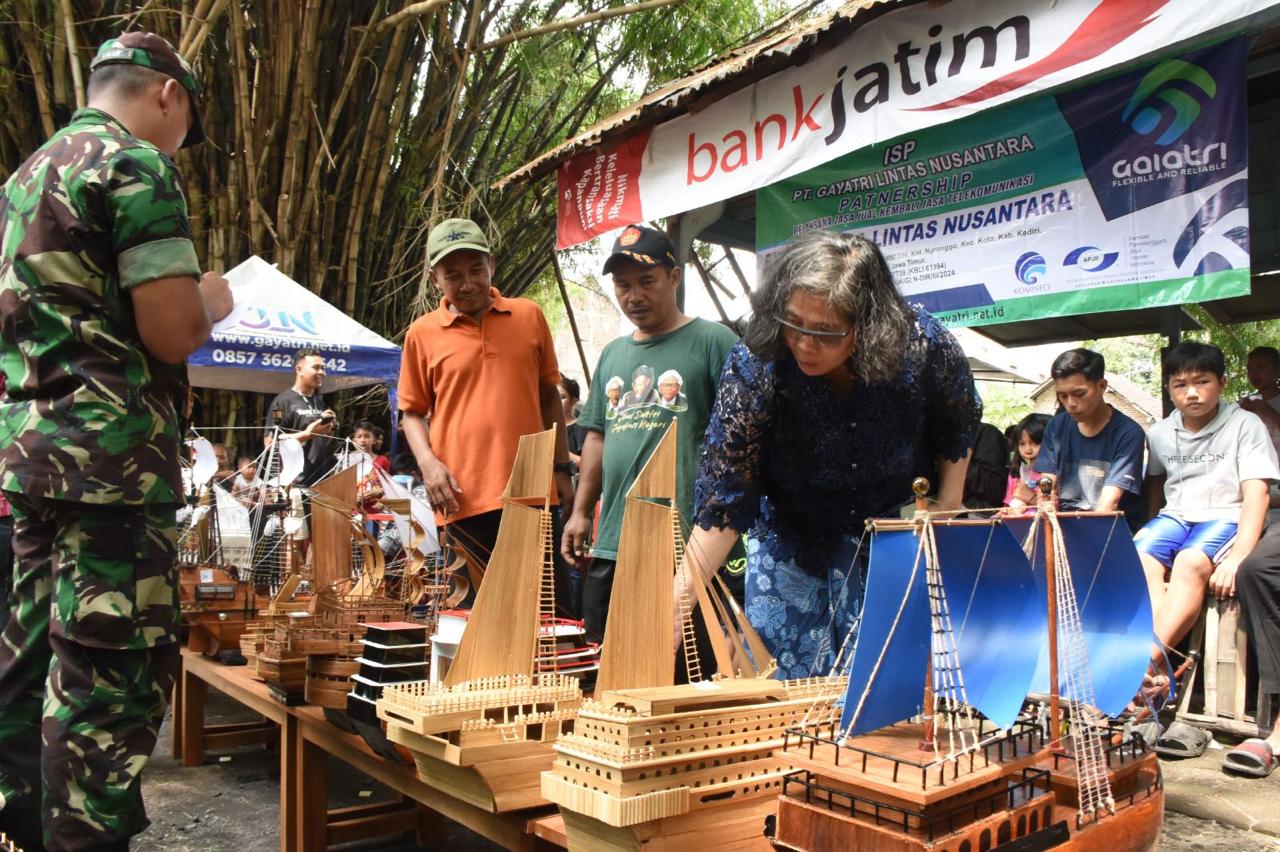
[427, 218, 490, 267]
[90, 32, 205, 148]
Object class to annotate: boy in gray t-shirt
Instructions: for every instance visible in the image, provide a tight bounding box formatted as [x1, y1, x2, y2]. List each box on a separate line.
[1136, 342, 1280, 650]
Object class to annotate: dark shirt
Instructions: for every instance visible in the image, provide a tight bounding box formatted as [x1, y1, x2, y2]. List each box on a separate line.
[565, 421, 587, 476]
[265, 388, 331, 485]
[694, 307, 982, 575]
[1036, 407, 1146, 527]
[964, 423, 1011, 509]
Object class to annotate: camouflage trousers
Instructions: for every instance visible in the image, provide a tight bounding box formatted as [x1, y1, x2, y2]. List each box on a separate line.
[0, 494, 180, 852]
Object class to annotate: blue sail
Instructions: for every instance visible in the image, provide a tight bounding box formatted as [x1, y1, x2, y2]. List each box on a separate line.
[934, 523, 1046, 731]
[839, 528, 931, 737]
[1023, 514, 1156, 717]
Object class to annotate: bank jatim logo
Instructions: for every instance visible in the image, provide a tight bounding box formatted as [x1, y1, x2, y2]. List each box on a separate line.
[1121, 59, 1216, 145]
[1014, 252, 1047, 285]
[1063, 246, 1119, 273]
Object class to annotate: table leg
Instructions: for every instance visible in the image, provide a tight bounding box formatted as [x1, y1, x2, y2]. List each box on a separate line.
[170, 654, 184, 760]
[280, 714, 300, 852]
[296, 730, 329, 851]
[180, 663, 209, 768]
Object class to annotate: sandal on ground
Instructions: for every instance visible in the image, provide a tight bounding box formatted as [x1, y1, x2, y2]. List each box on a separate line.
[1153, 720, 1211, 759]
[1222, 739, 1276, 778]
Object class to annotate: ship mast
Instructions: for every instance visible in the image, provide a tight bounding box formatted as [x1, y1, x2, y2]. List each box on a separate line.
[914, 478, 935, 751]
[1039, 477, 1061, 747]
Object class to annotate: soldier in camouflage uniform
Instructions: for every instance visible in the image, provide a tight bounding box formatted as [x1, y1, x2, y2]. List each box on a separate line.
[0, 32, 232, 851]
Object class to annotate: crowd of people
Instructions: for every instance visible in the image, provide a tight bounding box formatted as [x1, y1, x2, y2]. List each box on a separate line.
[0, 28, 1278, 852]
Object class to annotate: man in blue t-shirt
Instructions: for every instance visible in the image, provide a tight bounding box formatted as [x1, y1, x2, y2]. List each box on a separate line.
[1010, 348, 1146, 527]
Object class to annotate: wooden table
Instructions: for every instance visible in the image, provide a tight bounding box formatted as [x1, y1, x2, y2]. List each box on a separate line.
[175, 648, 566, 851]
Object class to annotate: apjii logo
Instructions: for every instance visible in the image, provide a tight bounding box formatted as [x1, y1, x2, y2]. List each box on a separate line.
[1063, 246, 1119, 272]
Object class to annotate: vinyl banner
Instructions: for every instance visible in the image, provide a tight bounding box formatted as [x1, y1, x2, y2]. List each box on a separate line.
[555, 0, 1279, 248]
[756, 38, 1251, 327]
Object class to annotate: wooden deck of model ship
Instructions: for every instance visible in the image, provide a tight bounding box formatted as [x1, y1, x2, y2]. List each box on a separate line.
[775, 715, 1161, 851]
[529, 424, 843, 850]
[178, 482, 271, 660]
[377, 426, 588, 813]
[771, 487, 1163, 852]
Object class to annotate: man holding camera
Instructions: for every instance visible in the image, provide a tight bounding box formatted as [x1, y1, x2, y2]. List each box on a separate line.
[265, 349, 337, 485]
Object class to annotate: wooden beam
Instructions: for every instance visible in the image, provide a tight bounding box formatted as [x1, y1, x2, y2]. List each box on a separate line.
[689, 252, 731, 325]
[551, 254, 592, 389]
[722, 247, 753, 297]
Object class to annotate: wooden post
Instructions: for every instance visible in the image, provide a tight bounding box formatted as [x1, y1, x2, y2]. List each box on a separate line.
[689, 252, 732, 325]
[551, 254, 592, 389]
[914, 477, 935, 752]
[1040, 478, 1061, 748]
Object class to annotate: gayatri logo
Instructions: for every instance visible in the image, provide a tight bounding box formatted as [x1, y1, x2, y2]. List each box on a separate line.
[1112, 58, 1225, 180]
[1122, 58, 1216, 144]
[1014, 252, 1046, 285]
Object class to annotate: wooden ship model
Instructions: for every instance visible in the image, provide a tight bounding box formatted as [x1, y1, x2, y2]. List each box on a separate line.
[540, 423, 845, 851]
[254, 463, 408, 705]
[177, 461, 270, 661]
[772, 481, 1163, 852]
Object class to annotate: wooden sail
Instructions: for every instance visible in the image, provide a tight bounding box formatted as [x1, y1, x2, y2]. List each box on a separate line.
[309, 464, 359, 590]
[444, 426, 555, 686]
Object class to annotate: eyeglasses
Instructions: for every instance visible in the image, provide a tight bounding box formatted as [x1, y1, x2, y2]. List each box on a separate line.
[776, 316, 853, 348]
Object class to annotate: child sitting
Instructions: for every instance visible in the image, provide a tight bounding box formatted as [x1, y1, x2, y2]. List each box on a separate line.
[232, 455, 263, 507]
[1004, 412, 1051, 514]
[1136, 341, 1280, 650]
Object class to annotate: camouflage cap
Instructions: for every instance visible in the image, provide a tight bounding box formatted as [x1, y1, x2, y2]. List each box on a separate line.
[427, 218, 491, 267]
[90, 32, 205, 148]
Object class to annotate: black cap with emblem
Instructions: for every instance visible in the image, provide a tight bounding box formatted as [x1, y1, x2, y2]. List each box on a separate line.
[602, 224, 677, 275]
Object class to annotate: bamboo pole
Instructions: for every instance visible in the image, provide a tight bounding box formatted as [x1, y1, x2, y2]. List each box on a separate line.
[1040, 478, 1061, 749]
[58, 0, 85, 108]
[551, 253, 592, 389]
[472, 0, 685, 52]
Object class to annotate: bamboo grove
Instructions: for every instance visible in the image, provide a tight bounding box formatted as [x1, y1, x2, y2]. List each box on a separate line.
[0, 0, 776, 428]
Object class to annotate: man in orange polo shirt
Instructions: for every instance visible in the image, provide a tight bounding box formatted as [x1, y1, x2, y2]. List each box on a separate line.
[399, 218, 574, 598]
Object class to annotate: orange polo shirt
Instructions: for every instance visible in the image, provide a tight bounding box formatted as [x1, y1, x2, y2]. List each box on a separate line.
[397, 289, 560, 523]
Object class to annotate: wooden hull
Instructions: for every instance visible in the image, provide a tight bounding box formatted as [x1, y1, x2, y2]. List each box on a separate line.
[305, 656, 360, 710]
[387, 724, 556, 813]
[772, 721, 1163, 852]
[561, 795, 777, 852]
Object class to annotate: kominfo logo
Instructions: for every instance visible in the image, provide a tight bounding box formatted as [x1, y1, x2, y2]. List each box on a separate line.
[1014, 252, 1046, 285]
[1063, 246, 1119, 272]
[1121, 58, 1217, 144]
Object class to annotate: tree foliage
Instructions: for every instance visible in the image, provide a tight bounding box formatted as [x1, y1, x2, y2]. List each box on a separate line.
[0, 0, 782, 440]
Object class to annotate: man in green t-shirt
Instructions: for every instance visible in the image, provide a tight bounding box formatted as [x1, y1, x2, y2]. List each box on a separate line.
[0, 33, 231, 849]
[562, 225, 738, 643]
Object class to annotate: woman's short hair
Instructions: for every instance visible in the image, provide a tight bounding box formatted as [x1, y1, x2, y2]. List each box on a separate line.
[559, 374, 581, 401]
[1016, 412, 1052, 446]
[742, 230, 910, 383]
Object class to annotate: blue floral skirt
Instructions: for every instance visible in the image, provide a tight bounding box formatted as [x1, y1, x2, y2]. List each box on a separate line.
[744, 532, 866, 679]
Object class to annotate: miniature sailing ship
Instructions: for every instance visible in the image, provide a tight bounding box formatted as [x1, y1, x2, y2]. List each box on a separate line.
[772, 481, 1163, 852]
[177, 465, 270, 661]
[258, 463, 422, 705]
[377, 426, 593, 812]
[540, 423, 846, 850]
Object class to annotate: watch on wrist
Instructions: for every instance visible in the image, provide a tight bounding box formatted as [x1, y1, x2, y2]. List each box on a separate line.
[553, 462, 573, 474]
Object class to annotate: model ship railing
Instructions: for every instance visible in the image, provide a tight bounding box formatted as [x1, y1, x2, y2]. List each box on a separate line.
[1047, 733, 1152, 773]
[783, 719, 1045, 791]
[781, 765, 1053, 840]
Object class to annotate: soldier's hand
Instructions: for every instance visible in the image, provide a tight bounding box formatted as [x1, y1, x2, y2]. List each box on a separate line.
[199, 271, 234, 322]
[421, 456, 462, 515]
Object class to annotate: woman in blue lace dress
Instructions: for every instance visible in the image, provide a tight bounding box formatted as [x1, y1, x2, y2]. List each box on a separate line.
[682, 231, 982, 679]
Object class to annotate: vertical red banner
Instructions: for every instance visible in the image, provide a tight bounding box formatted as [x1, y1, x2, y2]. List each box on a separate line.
[555, 129, 652, 249]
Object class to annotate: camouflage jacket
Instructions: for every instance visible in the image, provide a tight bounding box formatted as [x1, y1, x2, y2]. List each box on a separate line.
[0, 108, 201, 505]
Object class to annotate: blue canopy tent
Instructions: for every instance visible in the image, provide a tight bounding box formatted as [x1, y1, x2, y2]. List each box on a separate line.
[188, 256, 402, 439]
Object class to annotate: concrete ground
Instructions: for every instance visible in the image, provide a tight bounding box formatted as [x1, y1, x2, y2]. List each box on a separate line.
[136, 690, 1280, 851]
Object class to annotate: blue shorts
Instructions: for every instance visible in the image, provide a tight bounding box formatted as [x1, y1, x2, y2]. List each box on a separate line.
[1134, 514, 1237, 569]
